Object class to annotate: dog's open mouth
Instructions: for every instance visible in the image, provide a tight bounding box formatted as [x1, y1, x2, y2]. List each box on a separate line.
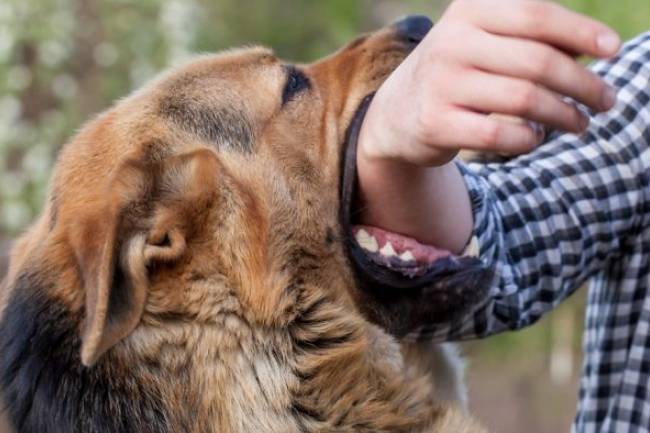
[340, 94, 489, 286]
[343, 97, 458, 279]
[351, 224, 452, 278]
[339, 95, 493, 336]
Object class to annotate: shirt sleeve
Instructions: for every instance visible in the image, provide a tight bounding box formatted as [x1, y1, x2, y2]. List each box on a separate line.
[413, 32, 650, 341]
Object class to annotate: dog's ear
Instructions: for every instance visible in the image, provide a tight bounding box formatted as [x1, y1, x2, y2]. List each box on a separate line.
[72, 148, 220, 366]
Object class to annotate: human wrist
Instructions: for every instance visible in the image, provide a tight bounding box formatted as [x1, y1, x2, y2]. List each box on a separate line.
[356, 144, 472, 254]
[355, 74, 473, 253]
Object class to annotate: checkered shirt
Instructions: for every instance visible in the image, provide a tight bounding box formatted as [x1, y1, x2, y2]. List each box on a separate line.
[415, 32, 650, 432]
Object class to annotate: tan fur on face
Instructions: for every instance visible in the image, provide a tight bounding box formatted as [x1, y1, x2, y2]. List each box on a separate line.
[0, 24, 488, 433]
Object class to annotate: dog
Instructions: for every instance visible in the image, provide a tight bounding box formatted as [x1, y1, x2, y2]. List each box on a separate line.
[0, 16, 493, 433]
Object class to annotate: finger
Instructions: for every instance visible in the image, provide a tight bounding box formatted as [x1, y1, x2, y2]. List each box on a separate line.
[446, 70, 589, 133]
[455, 0, 621, 58]
[426, 109, 543, 155]
[489, 114, 546, 143]
[488, 114, 548, 153]
[462, 30, 617, 112]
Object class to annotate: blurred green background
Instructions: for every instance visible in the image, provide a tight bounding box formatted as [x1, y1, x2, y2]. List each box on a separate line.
[0, 1, 648, 433]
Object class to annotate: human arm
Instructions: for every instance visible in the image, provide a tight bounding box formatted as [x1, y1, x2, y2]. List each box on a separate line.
[357, 0, 621, 254]
[376, 34, 650, 339]
[356, 1, 650, 339]
[426, 43, 650, 337]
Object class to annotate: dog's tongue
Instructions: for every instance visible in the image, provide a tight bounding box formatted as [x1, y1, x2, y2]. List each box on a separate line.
[352, 224, 451, 265]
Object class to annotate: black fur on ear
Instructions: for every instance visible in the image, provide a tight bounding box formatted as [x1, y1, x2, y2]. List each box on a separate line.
[0, 271, 173, 433]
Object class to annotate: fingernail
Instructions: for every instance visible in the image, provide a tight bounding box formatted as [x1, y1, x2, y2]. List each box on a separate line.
[601, 85, 618, 110]
[579, 112, 590, 131]
[529, 121, 545, 142]
[597, 31, 621, 55]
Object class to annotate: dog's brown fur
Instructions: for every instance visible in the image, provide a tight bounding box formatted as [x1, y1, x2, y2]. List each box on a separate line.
[0, 23, 487, 433]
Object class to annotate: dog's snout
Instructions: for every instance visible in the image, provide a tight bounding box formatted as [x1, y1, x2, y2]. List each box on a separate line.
[394, 15, 433, 44]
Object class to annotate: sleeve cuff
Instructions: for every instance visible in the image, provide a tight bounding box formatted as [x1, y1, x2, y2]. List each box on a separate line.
[455, 161, 492, 260]
[455, 161, 517, 297]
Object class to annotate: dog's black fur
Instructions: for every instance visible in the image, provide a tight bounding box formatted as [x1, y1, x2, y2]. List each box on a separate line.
[0, 271, 174, 433]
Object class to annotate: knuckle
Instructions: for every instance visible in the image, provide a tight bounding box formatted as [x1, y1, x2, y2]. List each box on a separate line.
[531, 49, 555, 78]
[522, 1, 551, 25]
[448, 0, 472, 15]
[414, 105, 439, 142]
[448, 0, 486, 20]
[427, 31, 460, 62]
[511, 83, 538, 115]
[519, 2, 560, 34]
[478, 121, 501, 148]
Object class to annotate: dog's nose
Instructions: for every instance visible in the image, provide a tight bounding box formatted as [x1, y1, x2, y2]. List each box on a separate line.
[394, 15, 433, 44]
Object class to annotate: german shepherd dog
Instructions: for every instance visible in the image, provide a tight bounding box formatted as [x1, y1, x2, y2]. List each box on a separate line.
[0, 16, 492, 433]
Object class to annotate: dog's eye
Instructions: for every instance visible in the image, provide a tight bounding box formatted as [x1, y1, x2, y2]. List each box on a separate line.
[282, 66, 310, 106]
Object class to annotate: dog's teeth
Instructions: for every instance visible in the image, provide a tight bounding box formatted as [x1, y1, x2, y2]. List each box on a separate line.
[355, 229, 379, 252]
[379, 242, 397, 257]
[463, 236, 480, 258]
[399, 250, 415, 262]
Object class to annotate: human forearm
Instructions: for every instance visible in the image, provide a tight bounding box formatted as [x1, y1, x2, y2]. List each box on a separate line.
[357, 142, 472, 254]
[356, 0, 620, 254]
[406, 28, 650, 341]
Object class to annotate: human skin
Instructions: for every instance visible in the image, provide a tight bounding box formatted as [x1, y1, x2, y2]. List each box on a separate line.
[356, 0, 621, 253]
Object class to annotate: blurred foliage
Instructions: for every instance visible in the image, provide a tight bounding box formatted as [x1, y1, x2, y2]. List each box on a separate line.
[0, 0, 647, 234]
[0, 0, 170, 232]
[191, 0, 365, 61]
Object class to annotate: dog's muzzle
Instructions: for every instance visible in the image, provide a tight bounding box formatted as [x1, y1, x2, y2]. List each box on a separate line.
[339, 94, 494, 337]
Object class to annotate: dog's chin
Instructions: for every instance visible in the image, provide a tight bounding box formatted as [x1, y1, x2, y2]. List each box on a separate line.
[339, 95, 493, 337]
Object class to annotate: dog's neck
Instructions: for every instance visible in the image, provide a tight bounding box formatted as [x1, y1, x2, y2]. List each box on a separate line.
[0, 244, 442, 433]
[0, 260, 361, 433]
[0, 268, 182, 433]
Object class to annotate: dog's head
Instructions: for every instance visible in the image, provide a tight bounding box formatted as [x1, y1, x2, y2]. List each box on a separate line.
[3, 16, 489, 368]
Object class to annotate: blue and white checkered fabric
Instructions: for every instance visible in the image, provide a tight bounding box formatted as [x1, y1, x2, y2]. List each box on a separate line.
[414, 32, 650, 432]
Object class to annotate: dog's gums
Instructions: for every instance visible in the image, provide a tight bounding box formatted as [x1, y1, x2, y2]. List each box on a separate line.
[352, 225, 452, 277]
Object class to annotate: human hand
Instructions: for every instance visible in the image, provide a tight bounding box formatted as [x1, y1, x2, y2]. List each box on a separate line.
[359, 0, 621, 166]
[356, 0, 621, 253]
